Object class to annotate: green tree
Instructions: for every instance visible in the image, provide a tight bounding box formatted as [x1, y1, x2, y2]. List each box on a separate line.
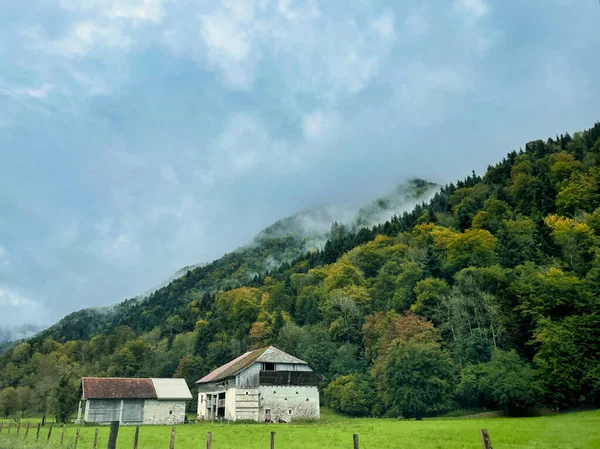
[382, 341, 454, 419]
[53, 375, 79, 423]
[0, 387, 18, 418]
[324, 374, 375, 416]
[457, 350, 542, 416]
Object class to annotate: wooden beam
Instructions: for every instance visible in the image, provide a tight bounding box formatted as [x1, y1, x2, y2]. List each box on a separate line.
[480, 429, 493, 449]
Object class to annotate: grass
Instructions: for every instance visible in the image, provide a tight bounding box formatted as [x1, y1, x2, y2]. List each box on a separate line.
[0, 408, 599, 449]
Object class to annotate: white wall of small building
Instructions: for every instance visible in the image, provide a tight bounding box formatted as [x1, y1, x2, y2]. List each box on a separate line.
[143, 400, 186, 425]
[258, 386, 320, 423]
[82, 399, 186, 425]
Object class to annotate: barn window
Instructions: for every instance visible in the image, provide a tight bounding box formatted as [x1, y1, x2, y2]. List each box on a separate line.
[263, 362, 275, 371]
[245, 392, 249, 395]
[169, 410, 173, 415]
[288, 409, 293, 415]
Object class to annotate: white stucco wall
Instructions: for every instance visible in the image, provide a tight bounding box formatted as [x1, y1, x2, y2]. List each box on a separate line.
[225, 387, 237, 420]
[197, 393, 207, 420]
[143, 400, 186, 425]
[258, 386, 320, 422]
[233, 388, 259, 421]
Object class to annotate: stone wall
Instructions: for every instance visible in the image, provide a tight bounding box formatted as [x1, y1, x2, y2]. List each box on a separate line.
[143, 400, 186, 425]
[257, 386, 319, 423]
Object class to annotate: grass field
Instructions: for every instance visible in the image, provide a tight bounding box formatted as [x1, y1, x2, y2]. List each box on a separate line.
[1, 408, 599, 449]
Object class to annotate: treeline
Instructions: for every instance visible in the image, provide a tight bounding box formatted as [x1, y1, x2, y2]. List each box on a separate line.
[1, 123, 600, 420]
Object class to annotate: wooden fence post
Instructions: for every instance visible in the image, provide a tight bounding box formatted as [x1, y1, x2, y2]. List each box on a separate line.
[93, 428, 99, 449]
[16, 421, 21, 436]
[169, 426, 176, 449]
[0, 422, 3, 433]
[353, 433, 360, 449]
[270, 431, 275, 449]
[60, 424, 66, 444]
[47, 423, 53, 441]
[25, 421, 31, 438]
[36, 423, 41, 440]
[42, 415, 46, 427]
[133, 425, 140, 449]
[206, 431, 212, 449]
[8, 422, 12, 435]
[107, 422, 119, 449]
[480, 429, 493, 449]
[73, 428, 80, 449]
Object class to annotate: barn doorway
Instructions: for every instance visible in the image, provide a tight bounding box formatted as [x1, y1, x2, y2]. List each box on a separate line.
[265, 409, 271, 422]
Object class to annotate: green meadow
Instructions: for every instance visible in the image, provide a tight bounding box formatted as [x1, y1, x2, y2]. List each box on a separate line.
[1, 409, 599, 449]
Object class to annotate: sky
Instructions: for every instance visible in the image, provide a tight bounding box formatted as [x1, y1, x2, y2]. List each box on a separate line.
[0, 0, 599, 333]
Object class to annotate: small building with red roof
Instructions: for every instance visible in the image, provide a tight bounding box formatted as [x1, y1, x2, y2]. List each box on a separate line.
[78, 377, 192, 425]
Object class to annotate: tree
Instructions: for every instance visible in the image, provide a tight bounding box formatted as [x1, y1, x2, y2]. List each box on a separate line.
[533, 314, 600, 408]
[16, 386, 33, 418]
[382, 341, 454, 419]
[0, 387, 18, 418]
[411, 278, 450, 323]
[53, 375, 79, 423]
[457, 350, 542, 416]
[324, 374, 375, 416]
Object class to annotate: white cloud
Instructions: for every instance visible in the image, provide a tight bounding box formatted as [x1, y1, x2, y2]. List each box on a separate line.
[371, 13, 396, 41]
[112, 0, 166, 23]
[0, 83, 54, 99]
[454, 0, 489, 19]
[277, 0, 320, 21]
[60, 0, 166, 23]
[0, 246, 9, 268]
[302, 110, 337, 142]
[198, 1, 259, 88]
[0, 287, 39, 308]
[52, 21, 131, 57]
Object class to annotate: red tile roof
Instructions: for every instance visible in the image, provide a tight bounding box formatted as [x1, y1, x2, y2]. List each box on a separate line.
[82, 377, 157, 400]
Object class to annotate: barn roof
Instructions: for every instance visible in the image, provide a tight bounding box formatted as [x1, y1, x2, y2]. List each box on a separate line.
[81, 377, 192, 400]
[152, 378, 193, 400]
[195, 346, 307, 384]
[82, 377, 156, 400]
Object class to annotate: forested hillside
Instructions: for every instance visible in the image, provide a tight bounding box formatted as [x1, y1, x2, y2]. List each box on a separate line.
[1, 124, 600, 421]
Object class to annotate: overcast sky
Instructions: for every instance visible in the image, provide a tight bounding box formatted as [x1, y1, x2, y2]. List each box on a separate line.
[0, 0, 599, 331]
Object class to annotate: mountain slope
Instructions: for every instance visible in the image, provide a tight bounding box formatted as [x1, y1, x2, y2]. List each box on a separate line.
[35, 179, 437, 343]
[2, 122, 600, 420]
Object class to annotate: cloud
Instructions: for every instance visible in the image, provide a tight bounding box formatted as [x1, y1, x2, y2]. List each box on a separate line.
[371, 12, 397, 41]
[302, 110, 337, 142]
[3, 0, 600, 332]
[0, 83, 54, 99]
[59, 0, 166, 23]
[0, 246, 9, 268]
[454, 0, 489, 19]
[0, 287, 40, 308]
[51, 21, 131, 57]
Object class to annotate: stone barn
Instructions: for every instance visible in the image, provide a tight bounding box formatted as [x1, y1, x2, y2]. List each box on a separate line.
[196, 346, 322, 423]
[77, 377, 192, 425]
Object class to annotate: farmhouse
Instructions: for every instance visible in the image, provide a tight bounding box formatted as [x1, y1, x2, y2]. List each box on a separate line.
[77, 377, 192, 425]
[196, 346, 322, 423]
